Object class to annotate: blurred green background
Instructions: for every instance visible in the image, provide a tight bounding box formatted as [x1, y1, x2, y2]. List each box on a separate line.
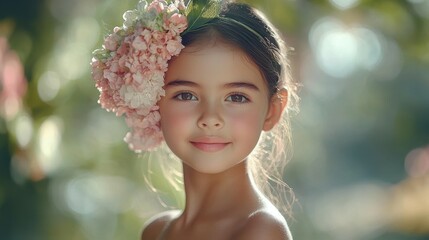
[1, 0, 429, 239]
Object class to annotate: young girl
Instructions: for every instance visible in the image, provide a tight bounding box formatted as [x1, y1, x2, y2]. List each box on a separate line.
[91, 0, 298, 239]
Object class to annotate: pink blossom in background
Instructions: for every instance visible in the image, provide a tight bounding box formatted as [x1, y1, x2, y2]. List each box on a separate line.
[0, 37, 28, 120]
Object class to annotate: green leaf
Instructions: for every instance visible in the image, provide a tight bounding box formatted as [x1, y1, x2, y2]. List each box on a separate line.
[183, 0, 222, 34]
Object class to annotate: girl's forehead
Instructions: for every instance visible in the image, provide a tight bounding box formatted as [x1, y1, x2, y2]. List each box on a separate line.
[182, 39, 237, 53]
[180, 41, 242, 59]
[169, 42, 262, 77]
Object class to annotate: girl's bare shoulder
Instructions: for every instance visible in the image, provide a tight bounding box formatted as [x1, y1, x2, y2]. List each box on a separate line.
[141, 210, 181, 240]
[234, 208, 292, 240]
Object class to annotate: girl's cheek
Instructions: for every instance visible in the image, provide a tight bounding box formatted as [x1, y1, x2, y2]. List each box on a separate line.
[162, 104, 196, 124]
[161, 110, 192, 137]
[228, 109, 264, 129]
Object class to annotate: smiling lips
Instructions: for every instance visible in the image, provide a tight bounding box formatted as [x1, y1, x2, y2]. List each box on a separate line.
[190, 137, 230, 152]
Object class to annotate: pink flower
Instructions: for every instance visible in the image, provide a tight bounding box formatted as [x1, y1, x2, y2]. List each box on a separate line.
[91, 0, 187, 152]
[132, 36, 147, 51]
[91, 60, 104, 82]
[152, 31, 166, 43]
[124, 124, 164, 152]
[125, 127, 161, 152]
[109, 61, 117, 72]
[141, 29, 152, 42]
[167, 13, 188, 34]
[98, 90, 115, 110]
[147, 0, 167, 14]
[143, 111, 161, 128]
[175, 0, 186, 11]
[104, 34, 118, 51]
[166, 38, 183, 55]
[103, 69, 118, 82]
[116, 41, 129, 55]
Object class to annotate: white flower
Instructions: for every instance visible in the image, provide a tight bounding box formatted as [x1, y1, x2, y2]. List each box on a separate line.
[132, 36, 148, 51]
[123, 10, 139, 29]
[136, 0, 148, 12]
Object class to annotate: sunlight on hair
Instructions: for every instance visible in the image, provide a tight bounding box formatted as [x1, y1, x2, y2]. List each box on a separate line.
[138, 146, 185, 210]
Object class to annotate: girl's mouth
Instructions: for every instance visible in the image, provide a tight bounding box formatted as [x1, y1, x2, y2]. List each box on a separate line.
[190, 142, 230, 152]
[189, 136, 231, 152]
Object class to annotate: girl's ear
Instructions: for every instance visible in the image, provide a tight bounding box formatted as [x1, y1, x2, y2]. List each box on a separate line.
[263, 88, 288, 131]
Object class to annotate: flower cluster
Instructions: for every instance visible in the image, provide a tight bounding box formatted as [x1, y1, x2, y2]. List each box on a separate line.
[91, 0, 188, 152]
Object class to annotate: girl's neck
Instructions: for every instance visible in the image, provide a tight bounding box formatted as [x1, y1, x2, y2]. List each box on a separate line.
[179, 160, 260, 226]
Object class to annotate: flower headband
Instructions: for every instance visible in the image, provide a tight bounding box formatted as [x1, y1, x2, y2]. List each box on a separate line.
[91, 0, 221, 152]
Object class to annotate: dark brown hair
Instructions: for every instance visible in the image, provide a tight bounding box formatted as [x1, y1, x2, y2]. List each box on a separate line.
[180, 1, 299, 215]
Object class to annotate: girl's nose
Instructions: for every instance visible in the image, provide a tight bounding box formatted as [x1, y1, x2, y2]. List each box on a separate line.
[197, 104, 224, 130]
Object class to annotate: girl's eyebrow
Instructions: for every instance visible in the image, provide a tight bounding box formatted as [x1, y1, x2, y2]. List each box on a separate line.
[224, 82, 260, 91]
[165, 79, 198, 88]
[165, 79, 260, 91]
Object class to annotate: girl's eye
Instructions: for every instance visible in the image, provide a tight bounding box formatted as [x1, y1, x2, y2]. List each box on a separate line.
[174, 92, 198, 101]
[226, 94, 249, 103]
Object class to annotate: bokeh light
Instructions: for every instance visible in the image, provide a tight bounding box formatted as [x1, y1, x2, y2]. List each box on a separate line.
[37, 116, 63, 175]
[405, 146, 429, 178]
[37, 71, 61, 102]
[329, 0, 360, 10]
[1, 0, 429, 239]
[13, 113, 33, 148]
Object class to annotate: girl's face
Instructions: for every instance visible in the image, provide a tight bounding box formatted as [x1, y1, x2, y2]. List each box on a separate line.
[159, 42, 275, 174]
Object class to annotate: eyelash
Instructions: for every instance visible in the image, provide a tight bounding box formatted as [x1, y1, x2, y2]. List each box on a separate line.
[226, 92, 250, 103]
[173, 92, 198, 101]
[172, 91, 250, 103]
